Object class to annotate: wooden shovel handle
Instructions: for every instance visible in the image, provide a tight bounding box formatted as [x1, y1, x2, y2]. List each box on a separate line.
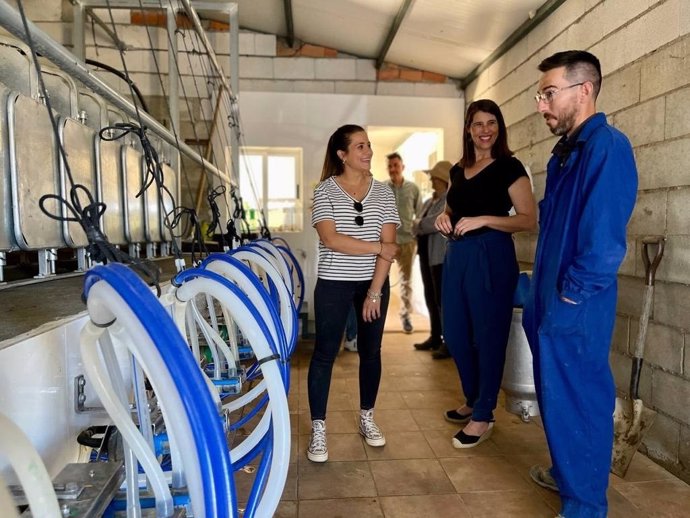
[641, 236, 665, 286]
[629, 236, 665, 399]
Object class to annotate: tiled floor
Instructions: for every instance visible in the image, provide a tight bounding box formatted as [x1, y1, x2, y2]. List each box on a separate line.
[234, 311, 690, 517]
[10, 262, 688, 516]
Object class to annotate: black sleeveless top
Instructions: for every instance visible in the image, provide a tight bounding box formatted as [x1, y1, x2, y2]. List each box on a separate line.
[446, 156, 528, 231]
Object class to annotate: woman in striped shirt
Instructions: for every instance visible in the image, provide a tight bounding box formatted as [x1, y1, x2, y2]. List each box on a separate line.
[307, 124, 400, 463]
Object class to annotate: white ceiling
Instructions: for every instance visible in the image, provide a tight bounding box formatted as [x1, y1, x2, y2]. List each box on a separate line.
[230, 0, 548, 79]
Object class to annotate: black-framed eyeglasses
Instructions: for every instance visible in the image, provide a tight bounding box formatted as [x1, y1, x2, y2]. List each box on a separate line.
[534, 82, 585, 104]
[354, 201, 364, 226]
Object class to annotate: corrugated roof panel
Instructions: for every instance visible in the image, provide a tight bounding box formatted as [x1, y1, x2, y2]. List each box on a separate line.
[387, 0, 545, 77]
[290, 0, 401, 57]
[232, 0, 551, 78]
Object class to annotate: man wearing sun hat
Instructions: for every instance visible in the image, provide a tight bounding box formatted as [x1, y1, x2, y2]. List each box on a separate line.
[412, 160, 452, 358]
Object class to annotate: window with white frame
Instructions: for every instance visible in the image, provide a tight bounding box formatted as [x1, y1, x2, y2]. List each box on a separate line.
[239, 147, 303, 232]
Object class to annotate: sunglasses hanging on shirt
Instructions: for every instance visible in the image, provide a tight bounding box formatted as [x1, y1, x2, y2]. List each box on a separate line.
[354, 201, 364, 226]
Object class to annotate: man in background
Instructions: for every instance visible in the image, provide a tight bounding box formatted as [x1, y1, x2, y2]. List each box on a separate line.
[386, 152, 421, 334]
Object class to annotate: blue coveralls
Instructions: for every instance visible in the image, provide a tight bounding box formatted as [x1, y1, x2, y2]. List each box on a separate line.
[522, 113, 637, 518]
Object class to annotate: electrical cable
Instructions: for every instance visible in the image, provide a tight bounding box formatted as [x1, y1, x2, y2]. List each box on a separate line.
[14, 0, 161, 292]
[84, 59, 149, 112]
[207, 185, 228, 249]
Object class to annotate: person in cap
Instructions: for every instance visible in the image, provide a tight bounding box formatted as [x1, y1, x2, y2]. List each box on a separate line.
[435, 99, 536, 448]
[412, 161, 452, 356]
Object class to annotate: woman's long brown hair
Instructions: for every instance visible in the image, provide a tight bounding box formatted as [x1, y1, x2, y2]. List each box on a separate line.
[319, 124, 366, 182]
[460, 99, 513, 168]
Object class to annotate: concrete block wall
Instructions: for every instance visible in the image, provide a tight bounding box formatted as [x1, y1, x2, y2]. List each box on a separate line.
[466, 0, 690, 482]
[69, 12, 461, 100]
[234, 37, 460, 98]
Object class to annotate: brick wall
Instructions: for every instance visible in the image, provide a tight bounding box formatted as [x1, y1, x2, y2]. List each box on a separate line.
[466, 0, 690, 482]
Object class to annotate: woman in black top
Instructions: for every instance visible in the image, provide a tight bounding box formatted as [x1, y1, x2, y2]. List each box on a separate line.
[435, 99, 536, 448]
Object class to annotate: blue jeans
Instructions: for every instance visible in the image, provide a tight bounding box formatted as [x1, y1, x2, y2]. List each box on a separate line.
[308, 278, 390, 420]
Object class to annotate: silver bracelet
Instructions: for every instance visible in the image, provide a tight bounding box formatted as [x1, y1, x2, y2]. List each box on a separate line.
[367, 289, 382, 303]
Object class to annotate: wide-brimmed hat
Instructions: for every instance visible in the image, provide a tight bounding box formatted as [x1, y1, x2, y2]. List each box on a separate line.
[424, 160, 452, 183]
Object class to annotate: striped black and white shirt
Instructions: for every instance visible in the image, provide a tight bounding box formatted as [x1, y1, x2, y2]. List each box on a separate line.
[312, 176, 400, 281]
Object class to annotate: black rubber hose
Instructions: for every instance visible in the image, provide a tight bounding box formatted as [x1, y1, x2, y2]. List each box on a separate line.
[76, 425, 109, 449]
[85, 58, 149, 113]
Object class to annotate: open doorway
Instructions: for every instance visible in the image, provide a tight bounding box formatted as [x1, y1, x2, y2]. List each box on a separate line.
[367, 126, 446, 333]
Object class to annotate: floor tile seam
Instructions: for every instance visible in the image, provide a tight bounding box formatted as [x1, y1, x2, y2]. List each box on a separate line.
[436, 454, 545, 494]
[293, 496, 385, 502]
[456, 486, 560, 511]
[439, 452, 531, 466]
[432, 452, 508, 460]
[364, 452, 384, 503]
[365, 456, 457, 494]
[363, 453, 445, 461]
[605, 486, 648, 515]
[613, 477, 690, 488]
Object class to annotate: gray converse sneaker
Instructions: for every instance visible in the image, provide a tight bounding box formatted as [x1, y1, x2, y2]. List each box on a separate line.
[359, 409, 385, 447]
[307, 420, 328, 462]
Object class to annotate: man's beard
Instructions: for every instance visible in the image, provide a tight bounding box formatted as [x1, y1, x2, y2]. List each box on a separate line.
[548, 107, 577, 136]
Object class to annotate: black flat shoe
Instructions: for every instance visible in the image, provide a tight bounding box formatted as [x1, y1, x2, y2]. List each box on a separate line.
[413, 337, 442, 350]
[444, 409, 472, 424]
[452, 422, 494, 449]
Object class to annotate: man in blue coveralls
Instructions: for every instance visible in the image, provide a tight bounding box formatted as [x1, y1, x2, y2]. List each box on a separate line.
[523, 50, 637, 518]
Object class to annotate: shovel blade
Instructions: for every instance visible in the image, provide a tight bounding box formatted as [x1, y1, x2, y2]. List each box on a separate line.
[611, 398, 657, 477]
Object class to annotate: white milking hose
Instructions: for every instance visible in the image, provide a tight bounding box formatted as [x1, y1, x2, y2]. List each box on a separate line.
[250, 241, 292, 288]
[0, 413, 60, 518]
[203, 259, 282, 357]
[81, 324, 174, 518]
[161, 290, 222, 411]
[230, 408, 271, 464]
[84, 282, 206, 518]
[173, 272, 273, 463]
[229, 251, 295, 352]
[193, 301, 237, 374]
[189, 299, 222, 378]
[223, 379, 266, 412]
[220, 304, 240, 362]
[98, 329, 143, 517]
[176, 277, 290, 518]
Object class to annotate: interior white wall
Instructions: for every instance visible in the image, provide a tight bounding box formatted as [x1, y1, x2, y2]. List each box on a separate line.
[238, 91, 464, 320]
